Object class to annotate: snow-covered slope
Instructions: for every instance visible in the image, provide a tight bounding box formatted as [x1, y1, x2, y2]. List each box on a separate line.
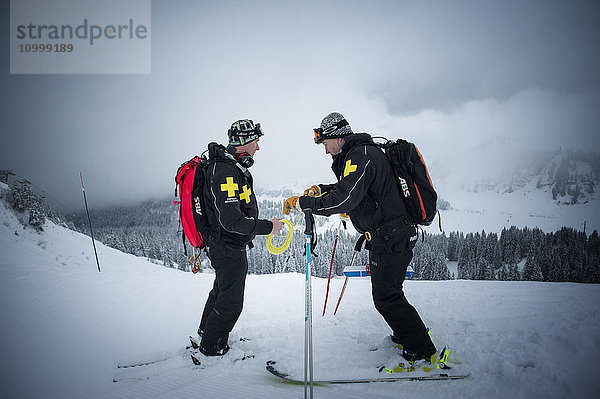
[1, 201, 599, 398]
[431, 149, 600, 234]
[437, 185, 599, 234]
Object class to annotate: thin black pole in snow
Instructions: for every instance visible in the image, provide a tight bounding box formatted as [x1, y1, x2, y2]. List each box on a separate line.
[80, 172, 101, 272]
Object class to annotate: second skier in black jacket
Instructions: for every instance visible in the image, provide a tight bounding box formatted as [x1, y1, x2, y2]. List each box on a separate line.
[284, 112, 437, 362]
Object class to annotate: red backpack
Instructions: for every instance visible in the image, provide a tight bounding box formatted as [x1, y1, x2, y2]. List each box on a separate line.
[174, 155, 210, 272]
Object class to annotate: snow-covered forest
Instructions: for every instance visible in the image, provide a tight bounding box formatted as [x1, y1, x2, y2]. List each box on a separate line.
[66, 191, 600, 284]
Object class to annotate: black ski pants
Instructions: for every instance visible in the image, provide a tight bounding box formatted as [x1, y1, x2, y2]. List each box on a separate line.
[199, 245, 248, 351]
[369, 248, 436, 356]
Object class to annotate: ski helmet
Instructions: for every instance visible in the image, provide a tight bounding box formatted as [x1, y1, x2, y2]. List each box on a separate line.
[313, 112, 353, 144]
[228, 119, 264, 146]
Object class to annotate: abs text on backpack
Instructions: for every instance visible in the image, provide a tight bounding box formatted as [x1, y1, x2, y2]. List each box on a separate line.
[378, 138, 438, 226]
[175, 155, 211, 257]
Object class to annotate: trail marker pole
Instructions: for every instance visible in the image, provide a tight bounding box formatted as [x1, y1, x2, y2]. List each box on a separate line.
[80, 172, 101, 272]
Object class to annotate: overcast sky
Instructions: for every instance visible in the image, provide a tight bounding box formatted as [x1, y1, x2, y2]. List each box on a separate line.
[1, 0, 599, 211]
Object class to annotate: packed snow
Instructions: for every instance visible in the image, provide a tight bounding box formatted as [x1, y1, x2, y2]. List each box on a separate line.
[1, 201, 599, 398]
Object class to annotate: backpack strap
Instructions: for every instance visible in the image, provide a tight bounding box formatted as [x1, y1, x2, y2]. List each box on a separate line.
[181, 230, 188, 256]
[207, 142, 251, 178]
[366, 216, 412, 241]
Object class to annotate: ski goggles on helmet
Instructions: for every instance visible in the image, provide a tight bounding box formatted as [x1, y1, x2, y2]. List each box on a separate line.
[313, 119, 349, 144]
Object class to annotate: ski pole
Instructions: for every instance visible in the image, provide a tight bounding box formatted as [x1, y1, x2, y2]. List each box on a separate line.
[333, 234, 366, 315]
[303, 209, 315, 399]
[322, 220, 341, 316]
[333, 273, 351, 316]
[80, 172, 101, 272]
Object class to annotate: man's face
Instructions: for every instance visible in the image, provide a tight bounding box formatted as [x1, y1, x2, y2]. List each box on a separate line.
[238, 139, 260, 157]
[321, 138, 344, 156]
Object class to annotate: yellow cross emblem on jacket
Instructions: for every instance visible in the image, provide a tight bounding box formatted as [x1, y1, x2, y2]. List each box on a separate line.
[343, 160, 357, 177]
[239, 185, 252, 204]
[221, 177, 239, 197]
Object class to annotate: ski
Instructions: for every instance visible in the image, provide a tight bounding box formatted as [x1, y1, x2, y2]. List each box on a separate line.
[113, 375, 150, 383]
[114, 349, 198, 383]
[117, 346, 192, 369]
[115, 348, 254, 382]
[113, 373, 154, 383]
[114, 335, 254, 382]
[266, 361, 468, 384]
[190, 350, 255, 366]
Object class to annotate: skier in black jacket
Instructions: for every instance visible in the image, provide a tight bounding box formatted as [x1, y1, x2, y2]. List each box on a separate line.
[283, 112, 436, 362]
[198, 119, 283, 357]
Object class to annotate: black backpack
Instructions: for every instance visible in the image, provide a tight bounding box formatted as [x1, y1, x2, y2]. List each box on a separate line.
[376, 138, 438, 227]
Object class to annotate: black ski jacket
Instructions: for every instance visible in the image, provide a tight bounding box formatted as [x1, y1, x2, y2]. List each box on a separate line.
[203, 144, 272, 252]
[299, 133, 416, 252]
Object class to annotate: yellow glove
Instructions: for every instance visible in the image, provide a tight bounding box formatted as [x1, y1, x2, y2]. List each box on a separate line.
[303, 185, 321, 197]
[283, 196, 300, 215]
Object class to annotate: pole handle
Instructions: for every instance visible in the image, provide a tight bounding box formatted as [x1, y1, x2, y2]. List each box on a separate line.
[303, 209, 314, 236]
[354, 234, 366, 251]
